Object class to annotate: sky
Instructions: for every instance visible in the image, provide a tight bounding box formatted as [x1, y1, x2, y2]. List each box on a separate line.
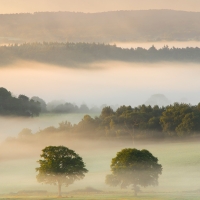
[0, 0, 200, 14]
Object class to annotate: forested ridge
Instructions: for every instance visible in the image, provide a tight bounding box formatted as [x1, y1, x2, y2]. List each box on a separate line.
[1, 42, 200, 66]
[1, 10, 200, 43]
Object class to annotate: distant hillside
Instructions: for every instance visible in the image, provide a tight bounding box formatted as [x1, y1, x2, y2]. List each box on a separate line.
[1, 10, 200, 43]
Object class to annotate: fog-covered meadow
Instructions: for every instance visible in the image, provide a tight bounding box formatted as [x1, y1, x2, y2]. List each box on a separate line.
[1, 138, 200, 195]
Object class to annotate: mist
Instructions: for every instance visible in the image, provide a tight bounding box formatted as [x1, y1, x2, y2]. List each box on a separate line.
[0, 60, 200, 107]
[1, 0, 200, 13]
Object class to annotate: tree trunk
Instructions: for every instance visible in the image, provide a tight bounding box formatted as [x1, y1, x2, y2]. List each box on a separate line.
[58, 183, 62, 197]
[133, 184, 138, 196]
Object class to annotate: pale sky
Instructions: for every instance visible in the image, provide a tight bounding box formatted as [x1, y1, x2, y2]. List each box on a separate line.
[0, 0, 200, 14]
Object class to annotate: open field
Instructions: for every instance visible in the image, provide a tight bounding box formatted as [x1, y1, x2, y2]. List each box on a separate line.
[1, 193, 200, 200]
[1, 141, 200, 195]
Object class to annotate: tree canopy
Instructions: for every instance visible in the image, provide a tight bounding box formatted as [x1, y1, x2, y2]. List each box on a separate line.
[0, 87, 41, 116]
[36, 146, 88, 197]
[106, 148, 162, 195]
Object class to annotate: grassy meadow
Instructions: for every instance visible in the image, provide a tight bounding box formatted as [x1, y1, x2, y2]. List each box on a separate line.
[1, 192, 200, 200]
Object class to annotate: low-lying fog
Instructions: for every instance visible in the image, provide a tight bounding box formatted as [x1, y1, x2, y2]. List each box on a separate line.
[0, 139, 200, 194]
[0, 113, 98, 142]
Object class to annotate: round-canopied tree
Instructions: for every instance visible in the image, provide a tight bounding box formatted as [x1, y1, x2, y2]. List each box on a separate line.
[106, 148, 162, 196]
[36, 146, 88, 197]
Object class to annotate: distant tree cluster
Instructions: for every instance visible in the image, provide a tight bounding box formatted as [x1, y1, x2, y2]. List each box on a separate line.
[44, 100, 101, 114]
[0, 88, 101, 117]
[0, 87, 40, 116]
[1, 43, 200, 66]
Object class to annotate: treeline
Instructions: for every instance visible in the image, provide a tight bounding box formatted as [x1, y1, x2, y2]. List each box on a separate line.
[1, 42, 200, 66]
[0, 88, 102, 117]
[1, 10, 200, 43]
[12, 103, 200, 144]
[32, 97, 102, 114]
[0, 88, 40, 116]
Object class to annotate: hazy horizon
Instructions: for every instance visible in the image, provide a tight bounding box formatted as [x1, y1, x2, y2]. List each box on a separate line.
[1, 0, 200, 14]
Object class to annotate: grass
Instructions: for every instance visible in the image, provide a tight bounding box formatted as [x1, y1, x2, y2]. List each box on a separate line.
[1, 193, 200, 200]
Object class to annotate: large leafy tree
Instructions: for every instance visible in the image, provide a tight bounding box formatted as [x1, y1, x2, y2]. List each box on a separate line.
[106, 148, 162, 196]
[36, 146, 88, 197]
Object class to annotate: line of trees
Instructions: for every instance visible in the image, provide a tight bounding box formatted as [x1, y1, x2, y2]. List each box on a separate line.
[10, 102, 200, 142]
[0, 88, 102, 117]
[32, 97, 102, 114]
[1, 43, 200, 66]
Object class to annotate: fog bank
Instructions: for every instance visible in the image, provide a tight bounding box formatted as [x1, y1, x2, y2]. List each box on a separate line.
[0, 139, 200, 194]
[0, 60, 200, 107]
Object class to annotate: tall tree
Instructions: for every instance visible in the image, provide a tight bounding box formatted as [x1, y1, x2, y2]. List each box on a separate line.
[36, 146, 88, 197]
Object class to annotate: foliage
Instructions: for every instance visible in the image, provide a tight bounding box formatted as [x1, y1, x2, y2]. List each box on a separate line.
[9, 102, 200, 143]
[106, 148, 162, 195]
[0, 87, 41, 116]
[36, 146, 88, 197]
[160, 103, 200, 136]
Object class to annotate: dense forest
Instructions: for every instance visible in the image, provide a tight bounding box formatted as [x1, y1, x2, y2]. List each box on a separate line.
[5, 103, 200, 145]
[0, 10, 200, 43]
[1, 42, 200, 66]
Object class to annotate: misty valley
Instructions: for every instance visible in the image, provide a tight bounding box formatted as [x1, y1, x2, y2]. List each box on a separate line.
[1, 6, 200, 200]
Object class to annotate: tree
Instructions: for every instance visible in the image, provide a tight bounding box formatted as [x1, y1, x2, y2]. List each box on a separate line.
[105, 148, 162, 196]
[100, 106, 114, 119]
[36, 146, 88, 197]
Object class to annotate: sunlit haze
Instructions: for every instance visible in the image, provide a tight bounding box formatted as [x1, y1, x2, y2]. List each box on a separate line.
[1, 1, 200, 197]
[0, 60, 199, 107]
[0, 0, 200, 14]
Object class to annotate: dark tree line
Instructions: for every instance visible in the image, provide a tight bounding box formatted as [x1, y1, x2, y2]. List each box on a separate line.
[1, 42, 200, 66]
[0, 87, 40, 116]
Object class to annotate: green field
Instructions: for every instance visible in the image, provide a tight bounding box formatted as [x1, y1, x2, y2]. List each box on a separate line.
[1, 193, 200, 200]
